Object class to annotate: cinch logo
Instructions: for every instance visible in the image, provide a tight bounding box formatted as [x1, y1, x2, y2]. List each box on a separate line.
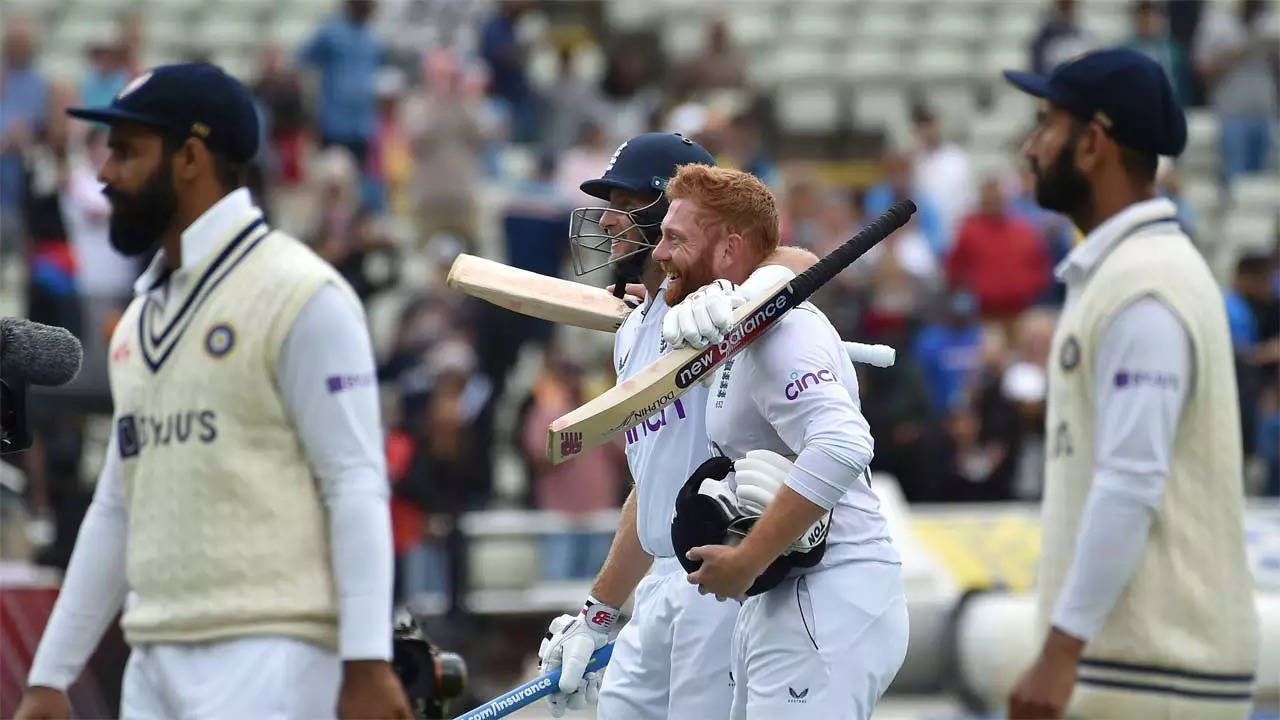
[560, 431, 583, 458]
[784, 368, 835, 400]
[117, 410, 217, 458]
[625, 398, 688, 445]
[788, 687, 809, 703]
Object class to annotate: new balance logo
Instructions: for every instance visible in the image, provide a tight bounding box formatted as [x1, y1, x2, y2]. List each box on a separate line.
[788, 687, 809, 703]
[560, 431, 583, 458]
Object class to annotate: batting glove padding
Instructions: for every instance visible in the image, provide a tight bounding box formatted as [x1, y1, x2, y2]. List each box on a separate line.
[732, 449, 831, 554]
[538, 597, 618, 716]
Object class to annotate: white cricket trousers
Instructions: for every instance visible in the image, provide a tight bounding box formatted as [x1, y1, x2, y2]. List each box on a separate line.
[596, 557, 739, 720]
[731, 560, 909, 720]
[120, 635, 341, 719]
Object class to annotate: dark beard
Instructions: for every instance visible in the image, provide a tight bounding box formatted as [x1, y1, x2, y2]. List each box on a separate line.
[1032, 130, 1092, 224]
[105, 162, 178, 257]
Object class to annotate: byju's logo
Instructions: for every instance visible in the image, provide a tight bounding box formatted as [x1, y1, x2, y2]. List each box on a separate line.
[788, 687, 809, 703]
[117, 410, 217, 458]
[784, 368, 835, 400]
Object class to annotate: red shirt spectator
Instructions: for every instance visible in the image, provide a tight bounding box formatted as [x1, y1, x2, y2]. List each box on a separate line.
[946, 178, 1051, 320]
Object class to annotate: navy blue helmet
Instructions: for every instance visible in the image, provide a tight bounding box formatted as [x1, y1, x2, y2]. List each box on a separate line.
[568, 132, 715, 280]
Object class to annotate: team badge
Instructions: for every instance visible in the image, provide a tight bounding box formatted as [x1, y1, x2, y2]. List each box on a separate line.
[1059, 335, 1080, 371]
[205, 323, 235, 358]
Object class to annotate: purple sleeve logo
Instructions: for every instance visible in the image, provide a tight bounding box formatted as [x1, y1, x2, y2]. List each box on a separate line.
[1113, 370, 1180, 391]
[326, 372, 376, 393]
[784, 368, 836, 400]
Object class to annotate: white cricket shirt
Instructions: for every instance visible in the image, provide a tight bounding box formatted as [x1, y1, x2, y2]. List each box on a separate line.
[614, 282, 713, 558]
[704, 302, 899, 568]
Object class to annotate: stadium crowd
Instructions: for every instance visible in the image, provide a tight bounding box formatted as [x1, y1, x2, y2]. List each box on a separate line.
[1, 0, 1276, 619]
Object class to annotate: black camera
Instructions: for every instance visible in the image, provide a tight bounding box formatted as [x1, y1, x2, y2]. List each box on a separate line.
[393, 617, 467, 719]
[0, 379, 31, 454]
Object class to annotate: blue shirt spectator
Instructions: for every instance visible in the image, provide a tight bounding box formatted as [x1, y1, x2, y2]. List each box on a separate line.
[80, 45, 128, 110]
[298, 1, 385, 147]
[864, 151, 946, 254]
[0, 25, 47, 217]
[913, 291, 984, 414]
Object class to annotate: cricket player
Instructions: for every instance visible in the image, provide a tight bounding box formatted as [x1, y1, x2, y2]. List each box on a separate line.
[14, 64, 410, 719]
[1000, 48, 1260, 719]
[536, 133, 818, 719]
[660, 164, 909, 719]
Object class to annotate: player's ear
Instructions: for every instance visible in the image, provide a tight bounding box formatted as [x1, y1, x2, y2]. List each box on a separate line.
[173, 137, 205, 183]
[1076, 121, 1106, 174]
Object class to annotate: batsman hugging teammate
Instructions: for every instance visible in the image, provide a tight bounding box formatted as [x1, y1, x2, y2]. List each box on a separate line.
[14, 63, 411, 719]
[534, 132, 822, 719]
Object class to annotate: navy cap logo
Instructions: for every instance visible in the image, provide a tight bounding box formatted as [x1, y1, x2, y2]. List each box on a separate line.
[604, 141, 628, 172]
[117, 71, 153, 100]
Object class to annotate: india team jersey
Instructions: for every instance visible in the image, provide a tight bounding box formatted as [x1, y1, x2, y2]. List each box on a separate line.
[613, 284, 712, 558]
[705, 303, 899, 568]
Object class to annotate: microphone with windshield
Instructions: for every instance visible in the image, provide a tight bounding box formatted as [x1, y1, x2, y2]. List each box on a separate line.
[1, 318, 84, 454]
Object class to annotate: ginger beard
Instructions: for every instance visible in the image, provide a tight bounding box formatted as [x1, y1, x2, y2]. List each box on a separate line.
[659, 246, 720, 306]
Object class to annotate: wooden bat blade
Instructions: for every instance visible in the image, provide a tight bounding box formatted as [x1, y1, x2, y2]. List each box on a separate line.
[446, 254, 631, 332]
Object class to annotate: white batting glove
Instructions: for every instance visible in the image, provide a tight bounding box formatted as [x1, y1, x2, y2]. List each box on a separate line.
[538, 597, 618, 716]
[732, 449, 830, 554]
[662, 265, 796, 350]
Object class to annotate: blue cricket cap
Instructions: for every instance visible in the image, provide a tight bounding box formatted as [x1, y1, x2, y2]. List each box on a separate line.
[580, 132, 716, 201]
[1004, 47, 1187, 157]
[67, 63, 260, 163]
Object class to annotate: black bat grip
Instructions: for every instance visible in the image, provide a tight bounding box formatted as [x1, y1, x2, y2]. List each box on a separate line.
[788, 199, 917, 302]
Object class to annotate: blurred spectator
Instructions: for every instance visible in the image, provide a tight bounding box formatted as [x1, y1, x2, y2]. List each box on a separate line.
[1, 20, 47, 250]
[555, 120, 614, 207]
[23, 81, 81, 338]
[913, 290, 984, 414]
[1125, 0, 1194, 106]
[330, 210, 402, 302]
[911, 105, 975, 250]
[307, 146, 363, 256]
[1031, 0, 1092, 74]
[253, 46, 309, 181]
[367, 67, 413, 214]
[298, 0, 386, 175]
[407, 48, 487, 241]
[859, 357, 936, 502]
[1193, 0, 1279, 186]
[80, 42, 128, 110]
[479, 0, 537, 142]
[520, 349, 624, 580]
[597, 44, 662, 147]
[503, 154, 569, 300]
[854, 212, 939, 340]
[1226, 252, 1280, 464]
[779, 169, 828, 251]
[946, 177, 1050, 322]
[676, 19, 747, 97]
[386, 418, 448, 604]
[864, 151, 946, 255]
[541, 47, 605, 156]
[722, 111, 779, 189]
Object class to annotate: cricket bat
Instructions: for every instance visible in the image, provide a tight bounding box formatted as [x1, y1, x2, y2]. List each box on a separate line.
[446, 253, 633, 332]
[452, 641, 614, 720]
[547, 199, 916, 464]
[447, 256, 896, 368]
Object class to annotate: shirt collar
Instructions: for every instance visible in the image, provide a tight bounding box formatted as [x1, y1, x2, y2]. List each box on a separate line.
[133, 188, 261, 295]
[1054, 197, 1180, 285]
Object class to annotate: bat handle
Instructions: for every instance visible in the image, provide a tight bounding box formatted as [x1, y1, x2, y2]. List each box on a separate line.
[843, 342, 896, 368]
[452, 641, 615, 720]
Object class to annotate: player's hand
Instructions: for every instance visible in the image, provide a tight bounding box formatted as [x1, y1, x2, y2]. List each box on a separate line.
[685, 544, 763, 602]
[605, 282, 646, 308]
[732, 450, 830, 555]
[14, 686, 71, 720]
[538, 598, 619, 716]
[1007, 628, 1083, 719]
[663, 279, 744, 349]
[337, 659, 412, 719]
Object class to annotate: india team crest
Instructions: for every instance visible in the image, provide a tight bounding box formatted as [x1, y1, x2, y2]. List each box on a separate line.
[205, 323, 235, 358]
